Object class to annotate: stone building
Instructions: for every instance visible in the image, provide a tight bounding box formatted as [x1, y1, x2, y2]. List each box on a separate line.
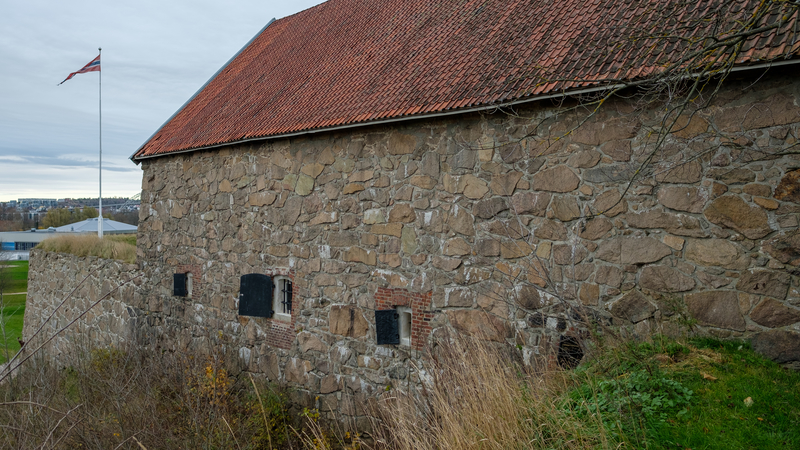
[25, 0, 800, 421]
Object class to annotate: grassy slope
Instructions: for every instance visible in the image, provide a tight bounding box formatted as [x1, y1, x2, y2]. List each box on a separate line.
[646, 339, 800, 449]
[572, 337, 800, 450]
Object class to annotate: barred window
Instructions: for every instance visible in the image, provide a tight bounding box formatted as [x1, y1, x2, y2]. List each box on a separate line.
[273, 276, 292, 321]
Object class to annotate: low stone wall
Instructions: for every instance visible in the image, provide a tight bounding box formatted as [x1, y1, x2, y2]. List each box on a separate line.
[21, 249, 142, 363]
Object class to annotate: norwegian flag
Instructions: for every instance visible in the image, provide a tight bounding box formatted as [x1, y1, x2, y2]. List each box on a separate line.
[59, 54, 100, 85]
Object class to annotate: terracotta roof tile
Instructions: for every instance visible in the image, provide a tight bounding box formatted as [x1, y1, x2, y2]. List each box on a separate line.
[134, 0, 800, 159]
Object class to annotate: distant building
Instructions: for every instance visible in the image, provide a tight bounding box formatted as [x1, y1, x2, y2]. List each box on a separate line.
[0, 229, 64, 260]
[18, 198, 58, 209]
[0, 218, 137, 260]
[55, 217, 138, 234]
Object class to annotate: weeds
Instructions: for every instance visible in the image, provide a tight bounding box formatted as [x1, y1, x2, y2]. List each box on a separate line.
[248, 373, 293, 449]
[0, 342, 296, 449]
[37, 234, 136, 263]
[359, 334, 800, 450]
[571, 368, 693, 427]
[365, 332, 616, 450]
[105, 234, 137, 247]
[2, 327, 797, 449]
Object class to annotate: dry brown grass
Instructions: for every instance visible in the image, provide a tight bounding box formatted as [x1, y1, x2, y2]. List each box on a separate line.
[2, 333, 616, 450]
[0, 341, 296, 449]
[364, 334, 614, 450]
[37, 234, 136, 263]
[298, 333, 616, 450]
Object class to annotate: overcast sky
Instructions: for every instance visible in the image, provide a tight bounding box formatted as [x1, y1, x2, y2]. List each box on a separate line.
[0, 0, 325, 202]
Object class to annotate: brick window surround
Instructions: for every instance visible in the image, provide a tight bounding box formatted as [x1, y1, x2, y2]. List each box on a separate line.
[233, 268, 297, 350]
[375, 287, 433, 351]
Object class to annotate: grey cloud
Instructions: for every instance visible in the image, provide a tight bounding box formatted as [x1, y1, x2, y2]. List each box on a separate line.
[0, 0, 323, 201]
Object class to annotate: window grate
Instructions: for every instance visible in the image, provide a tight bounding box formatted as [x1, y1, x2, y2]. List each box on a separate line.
[280, 279, 292, 314]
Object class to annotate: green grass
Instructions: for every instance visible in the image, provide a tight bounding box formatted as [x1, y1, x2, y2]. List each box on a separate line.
[1, 261, 28, 293]
[0, 261, 27, 364]
[0, 293, 25, 363]
[568, 336, 800, 449]
[647, 339, 800, 449]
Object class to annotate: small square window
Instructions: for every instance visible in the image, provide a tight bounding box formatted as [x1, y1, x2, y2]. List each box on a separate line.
[375, 307, 412, 346]
[273, 276, 292, 322]
[174, 273, 189, 297]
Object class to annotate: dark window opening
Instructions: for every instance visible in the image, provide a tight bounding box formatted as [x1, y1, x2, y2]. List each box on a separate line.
[173, 273, 188, 297]
[557, 335, 583, 369]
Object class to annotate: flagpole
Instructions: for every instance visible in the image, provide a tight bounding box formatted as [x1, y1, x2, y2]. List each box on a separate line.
[98, 47, 103, 239]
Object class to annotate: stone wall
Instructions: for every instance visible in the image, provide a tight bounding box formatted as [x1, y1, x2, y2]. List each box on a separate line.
[22, 249, 141, 363]
[24, 69, 800, 421]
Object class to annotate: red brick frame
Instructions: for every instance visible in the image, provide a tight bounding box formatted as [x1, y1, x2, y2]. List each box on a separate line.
[177, 264, 202, 298]
[375, 287, 433, 351]
[258, 268, 296, 350]
[180, 264, 297, 350]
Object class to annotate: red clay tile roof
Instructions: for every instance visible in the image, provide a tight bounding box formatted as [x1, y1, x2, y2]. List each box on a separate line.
[133, 0, 800, 159]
